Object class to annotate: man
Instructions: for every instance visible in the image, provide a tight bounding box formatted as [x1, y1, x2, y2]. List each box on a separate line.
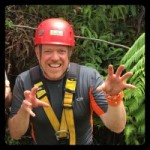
[8, 18, 136, 145]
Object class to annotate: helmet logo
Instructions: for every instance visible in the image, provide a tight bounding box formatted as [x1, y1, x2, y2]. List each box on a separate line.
[38, 30, 44, 36]
[50, 30, 63, 36]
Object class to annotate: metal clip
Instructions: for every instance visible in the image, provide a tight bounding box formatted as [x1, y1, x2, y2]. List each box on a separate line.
[55, 130, 69, 145]
[55, 130, 69, 141]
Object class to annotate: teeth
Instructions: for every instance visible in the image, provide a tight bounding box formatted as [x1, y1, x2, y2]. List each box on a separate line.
[49, 64, 60, 68]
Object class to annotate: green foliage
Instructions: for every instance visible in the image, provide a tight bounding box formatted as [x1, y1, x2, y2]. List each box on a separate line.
[121, 33, 145, 145]
[5, 18, 13, 29]
[5, 129, 20, 145]
[5, 5, 145, 145]
[72, 5, 143, 76]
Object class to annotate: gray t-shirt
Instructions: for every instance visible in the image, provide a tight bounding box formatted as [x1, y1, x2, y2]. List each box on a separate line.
[9, 63, 108, 145]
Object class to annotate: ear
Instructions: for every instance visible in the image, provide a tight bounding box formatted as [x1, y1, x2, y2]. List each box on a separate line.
[35, 46, 40, 61]
[69, 48, 73, 57]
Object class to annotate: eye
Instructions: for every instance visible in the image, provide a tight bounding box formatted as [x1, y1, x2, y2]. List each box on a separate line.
[58, 49, 67, 54]
[43, 49, 52, 53]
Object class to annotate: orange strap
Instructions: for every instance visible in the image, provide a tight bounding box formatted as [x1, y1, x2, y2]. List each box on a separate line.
[105, 91, 124, 106]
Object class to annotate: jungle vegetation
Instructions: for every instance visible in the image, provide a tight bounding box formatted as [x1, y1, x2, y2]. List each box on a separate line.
[5, 5, 145, 145]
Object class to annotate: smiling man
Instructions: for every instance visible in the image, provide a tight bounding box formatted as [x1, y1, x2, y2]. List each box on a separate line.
[8, 18, 136, 145]
[35, 44, 71, 81]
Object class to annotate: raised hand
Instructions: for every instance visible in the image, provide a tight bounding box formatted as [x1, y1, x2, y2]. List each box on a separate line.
[21, 86, 49, 117]
[96, 65, 136, 95]
[5, 80, 11, 99]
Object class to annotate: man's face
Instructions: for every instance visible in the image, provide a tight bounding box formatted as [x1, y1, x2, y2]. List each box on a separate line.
[35, 44, 72, 80]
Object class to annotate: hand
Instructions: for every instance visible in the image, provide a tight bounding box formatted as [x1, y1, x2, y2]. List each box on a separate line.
[5, 80, 11, 99]
[96, 64, 136, 95]
[21, 86, 49, 117]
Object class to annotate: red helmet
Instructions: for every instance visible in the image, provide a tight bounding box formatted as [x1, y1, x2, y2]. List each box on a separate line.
[34, 18, 75, 47]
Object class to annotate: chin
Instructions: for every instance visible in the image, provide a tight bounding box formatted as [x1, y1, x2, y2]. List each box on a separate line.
[48, 74, 63, 81]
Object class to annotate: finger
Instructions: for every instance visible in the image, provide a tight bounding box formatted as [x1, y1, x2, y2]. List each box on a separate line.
[22, 100, 32, 111]
[124, 83, 136, 89]
[121, 72, 133, 81]
[108, 65, 114, 77]
[30, 86, 38, 97]
[30, 87, 39, 105]
[5, 80, 10, 86]
[96, 83, 105, 92]
[24, 91, 31, 101]
[5, 88, 10, 99]
[37, 100, 50, 107]
[115, 65, 124, 77]
[26, 108, 36, 117]
[23, 100, 32, 106]
[22, 100, 35, 117]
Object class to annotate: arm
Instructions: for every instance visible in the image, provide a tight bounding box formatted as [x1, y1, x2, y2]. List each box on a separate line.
[8, 87, 49, 140]
[97, 65, 136, 133]
[5, 80, 12, 108]
[100, 101, 126, 133]
[8, 104, 30, 140]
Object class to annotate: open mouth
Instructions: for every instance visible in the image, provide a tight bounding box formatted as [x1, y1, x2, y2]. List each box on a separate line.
[48, 64, 61, 68]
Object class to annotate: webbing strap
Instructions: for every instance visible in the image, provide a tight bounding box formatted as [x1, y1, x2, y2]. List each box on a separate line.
[30, 63, 80, 145]
[34, 80, 76, 144]
[61, 78, 77, 145]
[34, 82, 60, 132]
[58, 110, 68, 138]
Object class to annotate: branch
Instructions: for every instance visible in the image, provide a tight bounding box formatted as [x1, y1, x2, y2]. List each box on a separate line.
[11, 24, 36, 30]
[75, 36, 130, 49]
[11, 24, 130, 49]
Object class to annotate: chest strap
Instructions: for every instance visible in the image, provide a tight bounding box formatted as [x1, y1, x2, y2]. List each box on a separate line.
[30, 63, 80, 145]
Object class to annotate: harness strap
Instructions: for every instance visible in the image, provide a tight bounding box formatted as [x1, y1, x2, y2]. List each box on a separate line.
[34, 81, 60, 131]
[61, 78, 77, 144]
[30, 63, 80, 145]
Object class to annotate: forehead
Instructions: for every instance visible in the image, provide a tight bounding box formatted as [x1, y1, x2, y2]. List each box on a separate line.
[42, 44, 69, 50]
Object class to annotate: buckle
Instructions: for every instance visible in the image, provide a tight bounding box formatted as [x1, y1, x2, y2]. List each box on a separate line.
[63, 103, 73, 109]
[55, 130, 69, 140]
[65, 88, 75, 93]
[55, 130, 69, 145]
[67, 77, 77, 81]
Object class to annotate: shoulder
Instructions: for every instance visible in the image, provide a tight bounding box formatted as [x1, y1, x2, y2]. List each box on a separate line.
[17, 65, 39, 79]
[15, 66, 39, 88]
[16, 70, 30, 84]
[78, 64, 104, 88]
[79, 65, 101, 77]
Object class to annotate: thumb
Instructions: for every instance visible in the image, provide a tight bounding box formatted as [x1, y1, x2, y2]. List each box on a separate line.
[37, 100, 50, 107]
[96, 83, 105, 92]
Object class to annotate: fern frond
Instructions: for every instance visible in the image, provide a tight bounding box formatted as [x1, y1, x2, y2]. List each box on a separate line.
[124, 124, 136, 144]
[121, 33, 145, 64]
[137, 121, 145, 136]
[125, 99, 139, 113]
[136, 81, 145, 95]
[132, 104, 145, 123]
[124, 89, 133, 100]
[129, 87, 143, 99]
[126, 115, 133, 123]
[133, 45, 145, 60]
[120, 33, 145, 145]
[129, 68, 145, 82]
[129, 57, 145, 73]
[124, 53, 145, 73]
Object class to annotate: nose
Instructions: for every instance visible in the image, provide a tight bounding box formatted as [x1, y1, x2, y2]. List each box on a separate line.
[51, 51, 59, 61]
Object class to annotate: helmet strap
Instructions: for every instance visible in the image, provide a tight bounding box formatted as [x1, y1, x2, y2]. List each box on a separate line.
[38, 44, 46, 76]
[39, 44, 42, 60]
